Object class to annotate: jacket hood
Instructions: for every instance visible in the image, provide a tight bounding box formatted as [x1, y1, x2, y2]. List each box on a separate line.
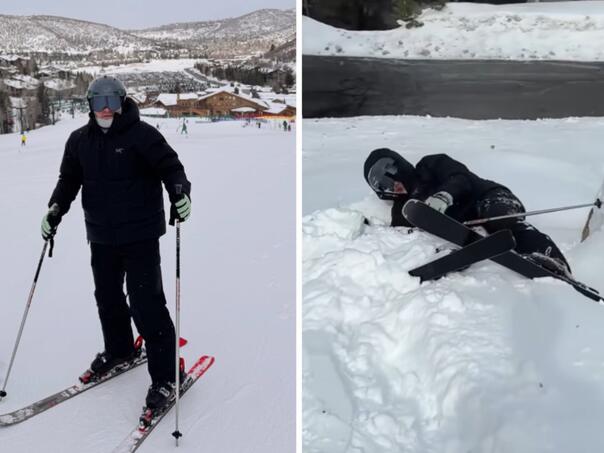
[363, 148, 418, 200]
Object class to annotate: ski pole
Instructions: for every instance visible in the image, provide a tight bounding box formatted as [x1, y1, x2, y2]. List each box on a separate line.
[0, 240, 50, 400]
[172, 185, 183, 445]
[464, 199, 602, 227]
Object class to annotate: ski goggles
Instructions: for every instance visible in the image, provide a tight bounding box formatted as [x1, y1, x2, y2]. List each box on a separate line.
[367, 157, 401, 194]
[90, 95, 123, 112]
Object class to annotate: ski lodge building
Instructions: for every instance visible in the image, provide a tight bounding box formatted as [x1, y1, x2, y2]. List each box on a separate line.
[139, 89, 296, 120]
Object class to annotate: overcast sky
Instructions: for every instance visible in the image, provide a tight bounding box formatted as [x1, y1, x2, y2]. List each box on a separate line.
[1, 0, 295, 29]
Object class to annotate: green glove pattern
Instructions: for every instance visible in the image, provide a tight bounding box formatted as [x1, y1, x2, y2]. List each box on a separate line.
[41, 203, 61, 240]
[175, 194, 191, 222]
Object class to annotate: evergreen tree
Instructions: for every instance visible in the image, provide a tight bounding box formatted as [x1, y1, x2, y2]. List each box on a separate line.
[36, 84, 51, 125]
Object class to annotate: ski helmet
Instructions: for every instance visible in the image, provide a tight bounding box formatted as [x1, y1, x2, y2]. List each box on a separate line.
[86, 76, 127, 112]
[364, 148, 418, 200]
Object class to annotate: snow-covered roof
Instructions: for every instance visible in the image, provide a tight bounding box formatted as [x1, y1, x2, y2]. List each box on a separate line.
[43, 79, 76, 91]
[129, 92, 147, 104]
[197, 90, 267, 109]
[156, 93, 198, 106]
[140, 107, 167, 116]
[4, 74, 39, 90]
[264, 101, 296, 115]
[231, 107, 257, 113]
[0, 55, 28, 62]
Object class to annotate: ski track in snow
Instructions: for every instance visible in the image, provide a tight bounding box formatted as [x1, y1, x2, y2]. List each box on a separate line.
[303, 115, 604, 453]
[0, 114, 295, 452]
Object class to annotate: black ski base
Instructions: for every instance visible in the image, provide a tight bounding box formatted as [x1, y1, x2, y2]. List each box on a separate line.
[410, 229, 516, 282]
[403, 199, 603, 302]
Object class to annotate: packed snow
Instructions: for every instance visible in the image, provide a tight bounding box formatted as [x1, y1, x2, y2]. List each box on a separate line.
[77, 59, 204, 76]
[0, 114, 295, 452]
[303, 114, 604, 453]
[304, 1, 604, 61]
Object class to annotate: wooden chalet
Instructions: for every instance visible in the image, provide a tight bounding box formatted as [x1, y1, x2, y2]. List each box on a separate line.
[151, 90, 267, 118]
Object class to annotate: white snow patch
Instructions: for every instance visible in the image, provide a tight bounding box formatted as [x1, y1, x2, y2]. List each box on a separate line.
[304, 1, 604, 61]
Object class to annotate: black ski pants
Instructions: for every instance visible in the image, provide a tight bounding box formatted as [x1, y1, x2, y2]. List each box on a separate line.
[474, 188, 570, 269]
[90, 238, 176, 384]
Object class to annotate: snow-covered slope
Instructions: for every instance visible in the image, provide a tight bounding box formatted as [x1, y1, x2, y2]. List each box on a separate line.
[131, 8, 295, 59]
[303, 115, 604, 453]
[0, 116, 295, 452]
[304, 1, 604, 61]
[0, 8, 295, 59]
[0, 15, 157, 54]
[133, 9, 294, 43]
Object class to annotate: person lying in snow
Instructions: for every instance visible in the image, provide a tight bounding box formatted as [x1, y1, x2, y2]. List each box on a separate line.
[363, 148, 571, 277]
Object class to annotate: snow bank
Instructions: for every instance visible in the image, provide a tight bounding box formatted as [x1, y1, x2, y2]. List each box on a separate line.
[304, 1, 604, 61]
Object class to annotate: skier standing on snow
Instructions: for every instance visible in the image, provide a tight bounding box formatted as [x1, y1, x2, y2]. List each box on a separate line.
[364, 148, 571, 276]
[40, 75, 192, 411]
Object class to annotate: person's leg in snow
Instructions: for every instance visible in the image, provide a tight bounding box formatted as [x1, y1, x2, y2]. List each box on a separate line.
[122, 238, 177, 409]
[90, 239, 177, 408]
[474, 188, 571, 277]
[90, 242, 137, 376]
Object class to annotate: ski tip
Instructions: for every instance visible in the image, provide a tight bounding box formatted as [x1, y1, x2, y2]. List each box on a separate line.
[201, 355, 216, 367]
[179, 337, 188, 347]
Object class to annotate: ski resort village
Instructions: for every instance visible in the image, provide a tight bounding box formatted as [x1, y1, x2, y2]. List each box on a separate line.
[0, 5, 295, 453]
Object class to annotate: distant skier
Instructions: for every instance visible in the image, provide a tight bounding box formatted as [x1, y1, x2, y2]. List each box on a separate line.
[21, 133, 26, 147]
[364, 148, 571, 277]
[40, 75, 192, 412]
[181, 119, 188, 135]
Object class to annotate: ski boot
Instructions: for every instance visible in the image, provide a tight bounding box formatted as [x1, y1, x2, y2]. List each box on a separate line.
[139, 358, 187, 429]
[526, 252, 572, 279]
[79, 336, 144, 384]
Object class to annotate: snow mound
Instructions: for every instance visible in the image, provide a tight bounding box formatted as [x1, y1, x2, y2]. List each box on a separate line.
[303, 207, 604, 452]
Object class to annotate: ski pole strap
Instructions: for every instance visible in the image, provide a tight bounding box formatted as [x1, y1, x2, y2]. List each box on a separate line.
[48, 237, 54, 258]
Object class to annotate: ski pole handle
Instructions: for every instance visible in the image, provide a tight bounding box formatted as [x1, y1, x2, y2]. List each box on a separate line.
[465, 199, 601, 226]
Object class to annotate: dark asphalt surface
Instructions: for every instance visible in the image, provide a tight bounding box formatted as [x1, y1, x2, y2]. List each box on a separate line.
[303, 56, 604, 119]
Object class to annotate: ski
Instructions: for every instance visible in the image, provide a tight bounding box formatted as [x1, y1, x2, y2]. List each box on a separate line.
[112, 355, 215, 453]
[0, 337, 187, 427]
[403, 199, 603, 302]
[410, 229, 516, 282]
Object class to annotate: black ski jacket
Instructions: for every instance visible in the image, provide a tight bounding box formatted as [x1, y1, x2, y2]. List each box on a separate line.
[391, 154, 509, 227]
[49, 98, 191, 244]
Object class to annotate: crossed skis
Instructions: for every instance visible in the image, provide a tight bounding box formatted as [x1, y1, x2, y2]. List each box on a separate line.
[404, 199, 603, 303]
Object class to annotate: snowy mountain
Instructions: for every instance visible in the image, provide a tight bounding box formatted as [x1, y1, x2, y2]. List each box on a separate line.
[131, 9, 295, 58]
[0, 15, 159, 55]
[303, 114, 604, 452]
[0, 8, 295, 59]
